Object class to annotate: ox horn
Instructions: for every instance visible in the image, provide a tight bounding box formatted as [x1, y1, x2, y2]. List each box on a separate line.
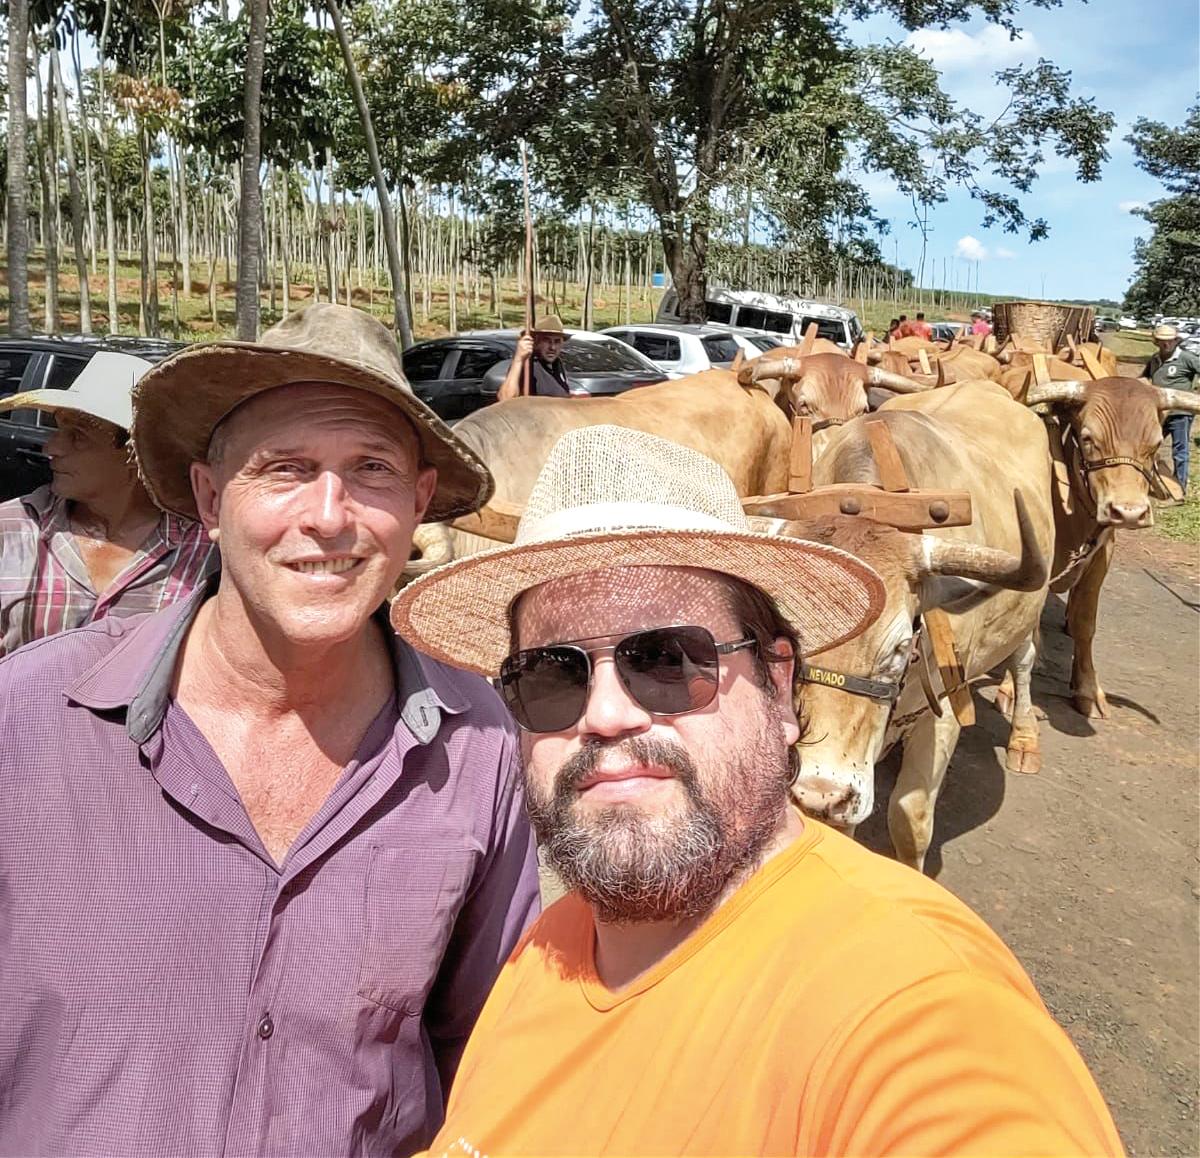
[1025, 381, 1088, 407]
[1156, 388, 1200, 415]
[738, 355, 803, 386]
[919, 491, 1047, 592]
[867, 366, 934, 394]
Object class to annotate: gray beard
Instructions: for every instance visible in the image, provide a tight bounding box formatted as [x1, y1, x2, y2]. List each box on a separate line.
[527, 730, 790, 924]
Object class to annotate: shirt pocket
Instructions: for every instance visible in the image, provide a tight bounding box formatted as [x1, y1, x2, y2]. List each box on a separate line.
[358, 842, 481, 1015]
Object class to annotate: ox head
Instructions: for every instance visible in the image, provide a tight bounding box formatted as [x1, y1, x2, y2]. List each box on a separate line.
[1029, 377, 1200, 529]
[738, 353, 945, 452]
[777, 497, 1046, 828]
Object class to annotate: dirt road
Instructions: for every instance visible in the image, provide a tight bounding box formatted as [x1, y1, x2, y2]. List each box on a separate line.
[860, 531, 1199, 1157]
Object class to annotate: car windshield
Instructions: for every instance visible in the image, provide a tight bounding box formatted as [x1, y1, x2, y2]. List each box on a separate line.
[561, 338, 654, 373]
[748, 335, 782, 351]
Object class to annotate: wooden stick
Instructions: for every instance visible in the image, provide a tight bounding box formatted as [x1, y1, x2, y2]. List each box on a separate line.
[917, 348, 932, 375]
[865, 419, 910, 492]
[520, 141, 534, 397]
[788, 416, 813, 494]
[1079, 346, 1105, 380]
[924, 608, 976, 726]
[1032, 352, 1050, 385]
[800, 321, 817, 356]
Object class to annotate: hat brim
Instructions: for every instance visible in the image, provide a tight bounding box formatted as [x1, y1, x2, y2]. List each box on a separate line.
[0, 390, 126, 429]
[130, 343, 493, 522]
[390, 527, 886, 676]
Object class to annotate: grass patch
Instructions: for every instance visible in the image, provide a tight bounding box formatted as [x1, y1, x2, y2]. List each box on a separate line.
[1101, 330, 1156, 362]
[1156, 442, 1200, 543]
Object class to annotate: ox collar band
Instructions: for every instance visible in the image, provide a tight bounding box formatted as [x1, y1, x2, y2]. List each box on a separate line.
[799, 663, 901, 702]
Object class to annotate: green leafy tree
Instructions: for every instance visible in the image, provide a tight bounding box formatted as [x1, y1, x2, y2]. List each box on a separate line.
[453, 0, 1114, 321]
[1124, 103, 1200, 317]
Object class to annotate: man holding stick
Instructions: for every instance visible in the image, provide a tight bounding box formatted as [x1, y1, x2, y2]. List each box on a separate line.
[497, 314, 572, 400]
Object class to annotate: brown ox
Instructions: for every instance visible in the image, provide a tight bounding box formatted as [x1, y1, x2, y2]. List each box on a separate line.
[736, 351, 942, 454]
[1017, 377, 1200, 718]
[770, 382, 1053, 871]
[405, 370, 792, 574]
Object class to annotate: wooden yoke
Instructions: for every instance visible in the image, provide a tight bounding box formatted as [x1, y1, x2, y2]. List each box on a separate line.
[744, 415, 976, 726]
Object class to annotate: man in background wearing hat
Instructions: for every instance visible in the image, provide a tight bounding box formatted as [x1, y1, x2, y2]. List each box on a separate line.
[1145, 323, 1200, 490]
[497, 313, 571, 400]
[0, 304, 539, 1157]
[393, 425, 1122, 1158]
[0, 351, 217, 656]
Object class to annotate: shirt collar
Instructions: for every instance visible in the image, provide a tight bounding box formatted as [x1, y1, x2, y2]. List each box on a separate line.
[66, 577, 470, 745]
[24, 484, 183, 554]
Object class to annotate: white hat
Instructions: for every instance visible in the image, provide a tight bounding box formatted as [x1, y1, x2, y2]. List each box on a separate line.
[1153, 324, 1179, 342]
[391, 425, 886, 675]
[0, 350, 151, 430]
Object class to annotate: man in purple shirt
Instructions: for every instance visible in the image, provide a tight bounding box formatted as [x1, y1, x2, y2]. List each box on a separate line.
[0, 304, 540, 1157]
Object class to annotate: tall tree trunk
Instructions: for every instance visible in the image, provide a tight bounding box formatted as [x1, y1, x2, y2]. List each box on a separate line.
[51, 41, 91, 332]
[324, 0, 414, 345]
[177, 143, 191, 296]
[97, 0, 119, 330]
[138, 125, 159, 336]
[35, 37, 61, 333]
[6, 0, 31, 337]
[69, 27, 98, 277]
[663, 211, 709, 323]
[280, 168, 291, 317]
[235, 0, 268, 339]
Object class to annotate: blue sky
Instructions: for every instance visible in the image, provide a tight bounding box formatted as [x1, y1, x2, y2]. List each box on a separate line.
[847, 0, 1198, 302]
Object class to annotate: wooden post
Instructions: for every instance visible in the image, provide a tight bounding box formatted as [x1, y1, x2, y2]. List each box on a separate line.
[865, 420, 910, 492]
[520, 142, 534, 397]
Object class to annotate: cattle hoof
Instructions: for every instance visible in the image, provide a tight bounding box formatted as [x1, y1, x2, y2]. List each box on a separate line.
[1006, 745, 1042, 775]
[1073, 692, 1109, 720]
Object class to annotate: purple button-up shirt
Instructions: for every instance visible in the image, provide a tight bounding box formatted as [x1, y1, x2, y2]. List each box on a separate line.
[0, 584, 540, 1157]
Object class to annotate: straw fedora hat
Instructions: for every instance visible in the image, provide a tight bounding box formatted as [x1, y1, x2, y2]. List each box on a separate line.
[130, 303, 493, 523]
[391, 425, 886, 676]
[1152, 324, 1179, 342]
[0, 350, 151, 431]
[531, 314, 565, 334]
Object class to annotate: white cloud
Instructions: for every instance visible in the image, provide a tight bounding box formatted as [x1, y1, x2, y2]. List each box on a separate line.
[1118, 200, 1147, 213]
[995, 247, 1017, 259]
[904, 25, 1038, 72]
[955, 236, 989, 261]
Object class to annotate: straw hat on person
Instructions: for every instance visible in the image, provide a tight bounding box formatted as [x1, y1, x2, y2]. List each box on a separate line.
[0, 350, 151, 431]
[130, 302, 493, 523]
[391, 425, 886, 676]
[531, 314, 565, 335]
[1152, 324, 1179, 342]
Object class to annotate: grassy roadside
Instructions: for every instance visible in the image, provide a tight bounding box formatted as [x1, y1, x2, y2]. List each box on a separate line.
[1156, 444, 1199, 543]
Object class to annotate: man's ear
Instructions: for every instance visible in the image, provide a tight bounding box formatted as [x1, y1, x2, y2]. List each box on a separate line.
[190, 461, 221, 540]
[768, 635, 802, 746]
[413, 465, 438, 523]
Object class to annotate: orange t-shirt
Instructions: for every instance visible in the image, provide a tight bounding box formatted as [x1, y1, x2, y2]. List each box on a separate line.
[426, 821, 1123, 1157]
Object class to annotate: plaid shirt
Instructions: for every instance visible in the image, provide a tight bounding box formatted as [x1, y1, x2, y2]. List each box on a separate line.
[0, 484, 218, 658]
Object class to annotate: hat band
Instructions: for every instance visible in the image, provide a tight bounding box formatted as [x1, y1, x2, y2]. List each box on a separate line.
[519, 502, 740, 544]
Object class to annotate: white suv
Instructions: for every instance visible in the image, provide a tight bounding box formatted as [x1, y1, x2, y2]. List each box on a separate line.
[600, 324, 743, 376]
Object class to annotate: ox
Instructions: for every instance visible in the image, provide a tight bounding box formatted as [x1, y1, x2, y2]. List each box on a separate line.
[775, 382, 1053, 871]
[406, 369, 792, 574]
[736, 351, 942, 454]
[1016, 377, 1200, 718]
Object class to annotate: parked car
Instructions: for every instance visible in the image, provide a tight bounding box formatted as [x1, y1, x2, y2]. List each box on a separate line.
[928, 322, 966, 343]
[0, 335, 183, 502]
[599, 323, 742, 375]
[656, 285, 863, 349]
[1118, 316, 1139, 330]
[714, 327, 787, 355]
[401, 330, 667, 421]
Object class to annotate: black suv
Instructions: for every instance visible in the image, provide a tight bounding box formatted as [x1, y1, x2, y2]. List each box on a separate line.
[0, 336, 183, 502]
[402, 330, 666, 422]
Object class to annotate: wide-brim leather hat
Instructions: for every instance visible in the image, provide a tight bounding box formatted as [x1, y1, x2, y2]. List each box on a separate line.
[392, 425, 885, 675]
[130, 303, 493, 522]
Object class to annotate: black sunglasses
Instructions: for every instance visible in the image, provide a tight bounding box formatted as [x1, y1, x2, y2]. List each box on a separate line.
[498, 625, 757, 734]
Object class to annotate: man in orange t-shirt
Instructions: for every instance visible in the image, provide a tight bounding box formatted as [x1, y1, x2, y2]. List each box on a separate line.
[392, 426, 1124, 1158]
